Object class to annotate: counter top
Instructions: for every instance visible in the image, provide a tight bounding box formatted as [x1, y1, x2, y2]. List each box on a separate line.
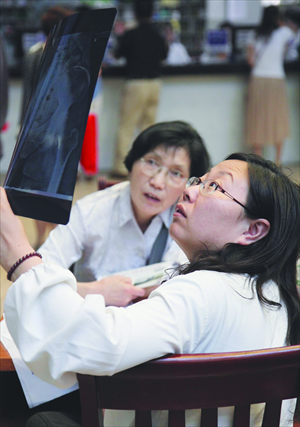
[101, 60, 299, 78]
[9, 59, 299, 80]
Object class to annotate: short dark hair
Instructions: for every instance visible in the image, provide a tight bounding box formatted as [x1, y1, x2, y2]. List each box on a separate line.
[133, 0, 154, 20]
[124, 121, 210, 178]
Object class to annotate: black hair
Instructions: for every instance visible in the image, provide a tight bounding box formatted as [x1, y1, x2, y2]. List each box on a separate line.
[124, 121, 211, 178]
[134, 0, 154, 21]
[76, 5, 92, 13]
[175, 152, 300, 345]
[284, 8, 300, 28]
[256, 5, 281, 38]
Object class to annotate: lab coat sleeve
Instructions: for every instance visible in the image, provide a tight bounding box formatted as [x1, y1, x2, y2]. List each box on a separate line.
[4, 263, 206, 390]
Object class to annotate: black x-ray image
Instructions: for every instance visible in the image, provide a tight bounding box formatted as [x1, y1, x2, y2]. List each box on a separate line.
[4, 8, 116, 224]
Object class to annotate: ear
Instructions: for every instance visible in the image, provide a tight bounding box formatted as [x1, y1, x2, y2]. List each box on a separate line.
[237, 218, 270, 245]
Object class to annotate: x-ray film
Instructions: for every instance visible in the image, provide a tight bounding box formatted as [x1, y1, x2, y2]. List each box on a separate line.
[4, 8, 116, 224]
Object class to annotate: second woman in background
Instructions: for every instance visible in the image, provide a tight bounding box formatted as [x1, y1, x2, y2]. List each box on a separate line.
[246, 5, 296, 165]
[38, 121, 210, 307]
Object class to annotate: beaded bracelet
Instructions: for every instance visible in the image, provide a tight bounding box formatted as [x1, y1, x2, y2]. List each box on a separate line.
[7, 252, 42, 281]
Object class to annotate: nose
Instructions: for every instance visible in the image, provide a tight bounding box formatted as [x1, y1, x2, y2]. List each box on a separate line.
[182, 185, 198, 202]
[149, 168, 167, 189]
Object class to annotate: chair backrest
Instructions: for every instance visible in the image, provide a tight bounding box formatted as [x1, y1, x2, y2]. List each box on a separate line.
[97, 176, 120, 191]
[77, 345, 300, 427]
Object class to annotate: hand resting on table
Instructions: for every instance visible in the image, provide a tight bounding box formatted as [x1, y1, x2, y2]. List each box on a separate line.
[77, 276, 145, 307]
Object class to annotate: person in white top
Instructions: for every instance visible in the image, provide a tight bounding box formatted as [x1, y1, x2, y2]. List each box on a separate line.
[246, 5, 296, 165]
[1, 152, 299, 427]
[163, 22, 192, 66]
[38, 120, 210, 307]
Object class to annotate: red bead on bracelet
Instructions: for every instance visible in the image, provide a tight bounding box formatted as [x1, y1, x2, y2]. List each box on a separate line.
[7, 252, 42, 281]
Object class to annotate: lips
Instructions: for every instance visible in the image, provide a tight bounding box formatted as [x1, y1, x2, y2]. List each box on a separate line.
[174, 204, 186, 218]
[144, 192, 160, 202]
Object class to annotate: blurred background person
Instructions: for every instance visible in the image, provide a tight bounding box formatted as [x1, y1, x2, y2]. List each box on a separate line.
[19, 5, 74, 249]
[0, 30, 9, 161]
[113, 0, 168, 177]
[246, 5, 296, 165]
[163, 22, 191, 66]
[284, 8, 300, 62]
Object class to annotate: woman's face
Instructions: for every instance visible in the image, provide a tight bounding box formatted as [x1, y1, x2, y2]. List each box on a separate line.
[170, 160, 251, 259]
[130, 145, 191, 231]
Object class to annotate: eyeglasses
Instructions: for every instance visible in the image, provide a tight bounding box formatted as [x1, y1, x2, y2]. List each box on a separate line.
[186, 177, 253, 215]
[140, 157, 188, 187]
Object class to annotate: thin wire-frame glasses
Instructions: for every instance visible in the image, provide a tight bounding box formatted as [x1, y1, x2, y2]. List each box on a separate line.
[140, 157, 188, 187]
[186, 177, 253, 215]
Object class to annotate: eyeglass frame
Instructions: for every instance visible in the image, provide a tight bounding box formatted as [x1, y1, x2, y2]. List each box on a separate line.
[186, 177, 254, 216]
[139, 157, 189, 187]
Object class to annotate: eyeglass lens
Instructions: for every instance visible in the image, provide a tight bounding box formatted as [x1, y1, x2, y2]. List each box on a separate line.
[186, 177, 251, 214]
[141, 158, 187, 186]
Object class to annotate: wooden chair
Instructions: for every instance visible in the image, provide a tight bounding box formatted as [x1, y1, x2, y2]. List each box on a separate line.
[77, 345, 300, 427]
